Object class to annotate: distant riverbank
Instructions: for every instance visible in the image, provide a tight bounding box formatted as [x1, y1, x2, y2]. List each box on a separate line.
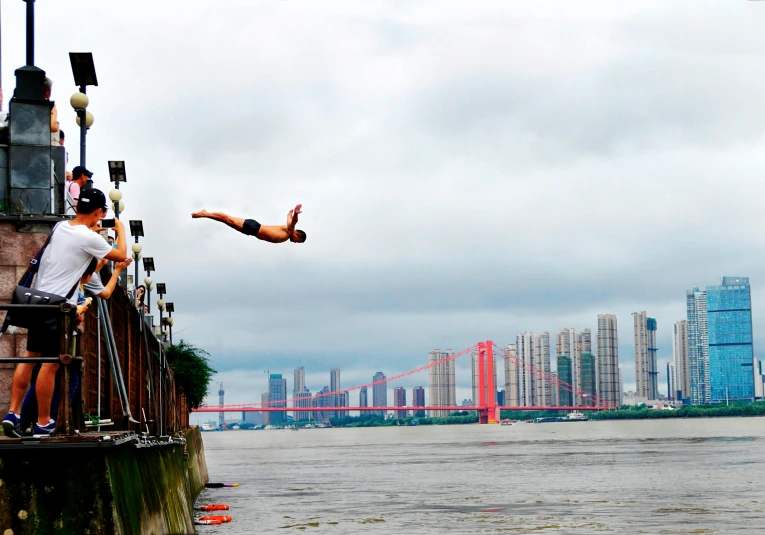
[588, 402, 765, 420]
[499, 403, 765, 422]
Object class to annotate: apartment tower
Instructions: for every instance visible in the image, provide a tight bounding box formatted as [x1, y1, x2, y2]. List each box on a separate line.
[597, 314, 620, 407]
[428, 349, 456, 417]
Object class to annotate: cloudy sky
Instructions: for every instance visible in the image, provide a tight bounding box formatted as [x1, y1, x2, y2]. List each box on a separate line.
[4, 1, 765, 416]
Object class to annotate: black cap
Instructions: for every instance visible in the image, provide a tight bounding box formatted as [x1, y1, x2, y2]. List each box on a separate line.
[72, 165, 93, 179]
[77, 188, 108, 214]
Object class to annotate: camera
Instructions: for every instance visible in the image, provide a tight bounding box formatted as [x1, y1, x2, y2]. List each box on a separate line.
[101, 219, 116, 228]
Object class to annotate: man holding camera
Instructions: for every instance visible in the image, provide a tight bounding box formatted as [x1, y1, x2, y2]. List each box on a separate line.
[2, 188, 128, 437]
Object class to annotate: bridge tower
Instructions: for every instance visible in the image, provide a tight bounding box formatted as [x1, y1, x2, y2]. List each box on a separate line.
[218, 383, 225, 429]
[476, 341, 499, 424]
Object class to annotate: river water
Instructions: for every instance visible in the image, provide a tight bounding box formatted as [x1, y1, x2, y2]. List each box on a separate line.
[194, 418, 765, 534]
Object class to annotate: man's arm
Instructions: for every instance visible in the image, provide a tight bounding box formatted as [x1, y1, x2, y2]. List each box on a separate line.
[96, 259, 131, 299]
[104, 218, 128, 261]
[286, 204, 302, 233]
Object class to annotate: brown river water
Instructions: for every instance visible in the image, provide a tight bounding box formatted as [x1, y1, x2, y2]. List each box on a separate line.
[194, 418, 765, 534]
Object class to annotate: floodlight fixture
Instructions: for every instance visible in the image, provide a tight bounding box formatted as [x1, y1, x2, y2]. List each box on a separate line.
[166, 303, 175, 313]
[142, 257, 155, 273]
[129, 220, 144, 238]
[108, 160, 126, 183]
[69, 52, 98, 88]
[157, 283, 167, 295]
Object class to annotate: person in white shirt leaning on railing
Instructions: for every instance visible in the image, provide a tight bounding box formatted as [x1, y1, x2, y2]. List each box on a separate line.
[2, 189, 128, 438]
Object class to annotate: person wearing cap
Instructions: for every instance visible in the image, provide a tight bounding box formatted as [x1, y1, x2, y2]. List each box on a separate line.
[191, 204, 307, 243]
[2, 188, 128, 438]
[65, 166, 93, 216]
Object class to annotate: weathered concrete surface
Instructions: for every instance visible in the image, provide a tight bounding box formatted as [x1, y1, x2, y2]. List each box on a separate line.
[0, 428, 208, 535]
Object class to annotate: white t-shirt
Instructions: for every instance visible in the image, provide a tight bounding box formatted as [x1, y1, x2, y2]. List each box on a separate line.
[34, 222, 113, 304]
[84, 275, 105, 297]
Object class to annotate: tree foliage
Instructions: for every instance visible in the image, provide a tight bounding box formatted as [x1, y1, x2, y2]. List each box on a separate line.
[589, 402, 765, 420]
[164, 340, 217, 410]
[328, 412, 478, 427]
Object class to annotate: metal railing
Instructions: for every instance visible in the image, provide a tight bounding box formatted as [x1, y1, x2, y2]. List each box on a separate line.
[0, 302, 80, 435]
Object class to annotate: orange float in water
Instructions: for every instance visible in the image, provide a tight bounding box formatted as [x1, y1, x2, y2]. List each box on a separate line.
[200, 504, 230, 512]
[199, 515, 232, 523]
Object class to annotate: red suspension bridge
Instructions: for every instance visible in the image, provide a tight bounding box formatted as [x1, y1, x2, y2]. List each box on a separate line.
[193, 341, 615, 424]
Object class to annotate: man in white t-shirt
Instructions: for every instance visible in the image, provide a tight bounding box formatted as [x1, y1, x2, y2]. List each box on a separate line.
[2, 188, 128, 438]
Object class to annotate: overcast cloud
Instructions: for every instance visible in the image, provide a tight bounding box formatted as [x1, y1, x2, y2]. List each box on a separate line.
[4, 1, 765, 415]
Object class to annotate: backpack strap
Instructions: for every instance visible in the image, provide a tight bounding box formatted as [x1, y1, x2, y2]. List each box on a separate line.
[17, 223, 59, 288]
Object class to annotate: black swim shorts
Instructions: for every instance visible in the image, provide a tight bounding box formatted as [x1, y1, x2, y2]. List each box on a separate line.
[26, 322, 61, 356]
[242, 219, 261, 237]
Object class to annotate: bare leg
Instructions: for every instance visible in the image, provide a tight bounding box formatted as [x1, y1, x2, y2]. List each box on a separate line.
[192, 209, 246, 233]
[9, 354, 40, 414]
[35, 363, 59, 425]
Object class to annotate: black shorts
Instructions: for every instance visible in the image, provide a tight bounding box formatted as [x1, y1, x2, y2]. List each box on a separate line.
[242, 219, 261, 237]
[25, 323, 61, 356]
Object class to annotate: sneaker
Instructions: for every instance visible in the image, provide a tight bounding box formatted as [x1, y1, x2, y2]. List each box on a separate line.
[2, 412, 21, 438]
[32, 420, 56, 437]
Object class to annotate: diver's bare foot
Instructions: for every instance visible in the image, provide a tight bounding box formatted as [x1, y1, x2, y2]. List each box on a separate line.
[191, 209, 208, 219]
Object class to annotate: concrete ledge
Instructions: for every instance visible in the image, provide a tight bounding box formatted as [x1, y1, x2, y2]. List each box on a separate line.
[0, 428, 208, 534]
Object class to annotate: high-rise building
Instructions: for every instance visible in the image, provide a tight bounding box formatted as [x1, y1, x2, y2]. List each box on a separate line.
[556, 328, 580, 403]
[337, 391, 350, 418]
[359, 386, 368, 408]
[330, 368, 341, 393]
[534, 332, 551, 406]
[328, 368, 342, 418]
[673, 320, 690, 402]
[755, 359, 765, 400]
[687, 287, 710, 404]
[557, 356, 573, 406]
[294, 388, 313, 421]
[293, 366, 305, 397]
[579, 353, 597, 406]
[597, 314, 620, 407]
[268, 374, 288, 424]
[394, 387, 407, 418]
[504, 343, 520, 406]
[316, 385, 331, 421]
[706, 277, 755, 402]
[428, 349, 456, 417]
[472, 351, 497, 408]
[515, 333, 535, 406]
[618, 364, 624, 405]
[578, 329, 592, 355]
[550, 372, 560, 406]
[633, 312, 659, 400]
[372, 372, 387, 415]
[412, 386, 425, 416]
[261, 392, 270, 425]
[667, 362, 676, 401]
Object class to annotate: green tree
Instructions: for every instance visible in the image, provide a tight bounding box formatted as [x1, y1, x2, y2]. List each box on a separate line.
[164, 340, 217, 409]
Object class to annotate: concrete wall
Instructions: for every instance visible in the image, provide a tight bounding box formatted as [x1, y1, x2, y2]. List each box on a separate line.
[0, 220, 56, 415]
[0, 428, 208, 535]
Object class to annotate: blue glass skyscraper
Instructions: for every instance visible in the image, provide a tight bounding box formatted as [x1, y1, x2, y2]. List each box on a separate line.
[706, 277, 754, 402]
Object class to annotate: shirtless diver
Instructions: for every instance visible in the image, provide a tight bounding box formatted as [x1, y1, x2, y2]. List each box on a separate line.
[191, 205, 306, 243]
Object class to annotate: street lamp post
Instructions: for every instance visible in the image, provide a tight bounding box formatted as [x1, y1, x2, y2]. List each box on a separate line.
[108, 161, 126, 219]
[142, 257, 155, 318]
[129, 220, 144, 296]
[166, 302, 175, 345]
[68, 53, 97, 187]
[156, 283, 167, 342]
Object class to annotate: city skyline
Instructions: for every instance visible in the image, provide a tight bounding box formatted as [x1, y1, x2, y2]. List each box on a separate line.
[216, 281, 762, 413]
